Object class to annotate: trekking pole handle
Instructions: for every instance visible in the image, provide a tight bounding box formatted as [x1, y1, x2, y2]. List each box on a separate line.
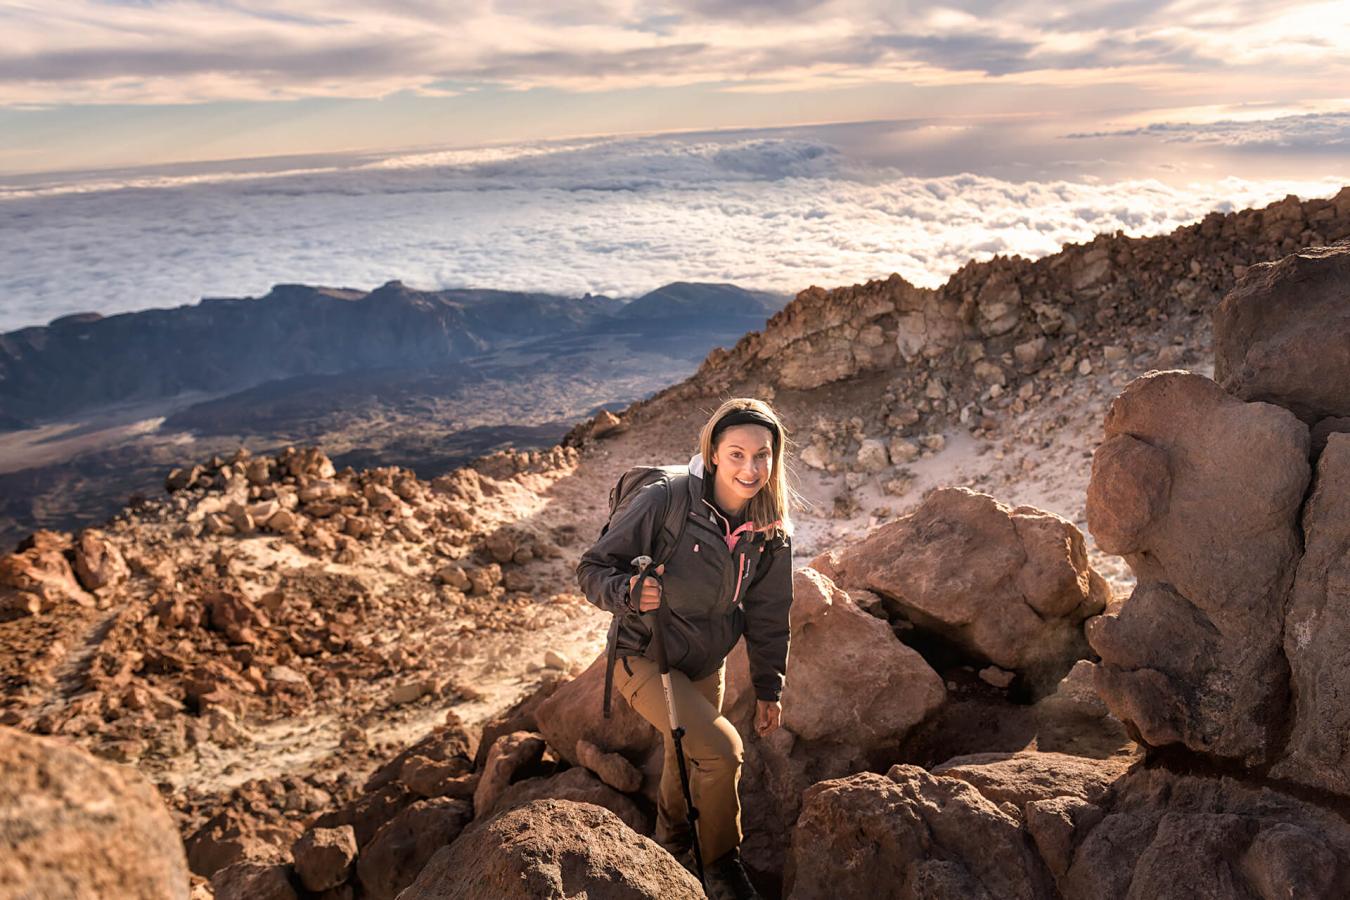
[630, 555, 671, 676]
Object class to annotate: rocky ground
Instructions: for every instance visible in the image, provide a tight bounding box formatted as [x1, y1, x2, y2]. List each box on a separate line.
[2, 190, 1348, 899]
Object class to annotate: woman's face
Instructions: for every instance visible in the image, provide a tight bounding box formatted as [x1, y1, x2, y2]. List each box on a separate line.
[711, 423, 775, 505]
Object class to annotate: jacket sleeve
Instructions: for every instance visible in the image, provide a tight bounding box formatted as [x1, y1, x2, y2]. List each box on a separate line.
[742, 533, 793, 703]
[575, 481, 667, 617]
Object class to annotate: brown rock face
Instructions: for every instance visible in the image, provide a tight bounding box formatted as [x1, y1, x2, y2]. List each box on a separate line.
[1273, 432, 1350, 795]
[71, 528, 129, 591]
[492, 767, 649, 835]
[1215, 240, 1350, 424]
[1056, 767, 1350, 900]
[932, 751, 1133, 813]
[472, 731, 546, 818]
[291, 825, 357, 893]
[786, 767, 1053, 900]
[0, 726, 190, 899]
[1086, 371, 1310, 764]
[815, 487, 1107, 692]
[533, 654, 659, 775]
[355, 798, 473, 900]
[0, 530, 94, 617]
[767, 567, 945, 747]
[397, 799, 704, 900]
[719, 567, 945, 881]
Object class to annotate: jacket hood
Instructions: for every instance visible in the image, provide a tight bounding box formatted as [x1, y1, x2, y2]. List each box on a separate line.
[688, 451, 706, 479]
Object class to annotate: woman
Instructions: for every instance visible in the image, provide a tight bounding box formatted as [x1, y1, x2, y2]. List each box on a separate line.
[576, 398, 796, 900]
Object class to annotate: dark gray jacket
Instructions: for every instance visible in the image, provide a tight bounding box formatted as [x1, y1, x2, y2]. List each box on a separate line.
[576, 452, 793, 702]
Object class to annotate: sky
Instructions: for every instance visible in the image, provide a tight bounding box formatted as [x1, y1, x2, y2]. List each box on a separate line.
[0, 1, 1347, 333]
[1, 0, 1348, 175]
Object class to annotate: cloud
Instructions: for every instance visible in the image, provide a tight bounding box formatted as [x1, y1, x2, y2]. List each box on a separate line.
[1065, 110, 1350, 152]
[1, 129, 1343, 332]
[0, 0, 1345, 105]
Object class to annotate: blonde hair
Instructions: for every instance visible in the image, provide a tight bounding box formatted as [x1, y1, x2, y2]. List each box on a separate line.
[696, 397, 799, 539]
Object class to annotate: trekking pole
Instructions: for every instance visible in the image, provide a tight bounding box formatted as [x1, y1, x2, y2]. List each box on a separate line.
[632, 554, 706, 890]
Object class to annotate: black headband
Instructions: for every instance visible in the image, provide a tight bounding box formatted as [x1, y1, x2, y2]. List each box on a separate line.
[711, 408, 780, 452]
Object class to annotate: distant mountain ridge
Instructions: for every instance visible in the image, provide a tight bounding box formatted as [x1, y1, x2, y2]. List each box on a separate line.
[0, 281, 788, 425]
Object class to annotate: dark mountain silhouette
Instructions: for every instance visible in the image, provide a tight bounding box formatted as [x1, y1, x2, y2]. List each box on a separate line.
[0, 281, 788, 425]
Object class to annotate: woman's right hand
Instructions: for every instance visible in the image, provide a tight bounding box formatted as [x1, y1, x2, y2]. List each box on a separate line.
[628, 563, 665, 612]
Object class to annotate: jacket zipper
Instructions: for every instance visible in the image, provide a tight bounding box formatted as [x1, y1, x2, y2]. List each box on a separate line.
[731, 555, 747, 607]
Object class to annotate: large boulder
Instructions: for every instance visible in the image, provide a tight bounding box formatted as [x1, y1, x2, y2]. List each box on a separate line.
[813, 487, 1108, 692]
[1214, 240, 1350, 425]
[492, 767, 648, 834]
[723, 567, 946, 880]
[1086, 371, 1309, 765]
[396, 799, 703, 899]
[0, 531, 94, 618]
[1053, 767, 1350, 899]
[0, 726, 190, 899]
[533, 655, 660, 795]
[71, 528, 129, 592]
[786, 767, 1054, 899]
[356, 798, 473, 900]
[1273, 432, 1350, 795]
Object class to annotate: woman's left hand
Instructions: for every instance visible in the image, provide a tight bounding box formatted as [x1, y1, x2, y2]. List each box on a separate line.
[754, 699, 782, 737]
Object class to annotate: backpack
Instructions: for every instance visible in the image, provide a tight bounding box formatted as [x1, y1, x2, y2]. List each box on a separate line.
[600, 464, 692, 717]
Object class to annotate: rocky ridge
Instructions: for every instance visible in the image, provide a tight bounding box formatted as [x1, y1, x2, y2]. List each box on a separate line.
[2, 191, 1349, 898]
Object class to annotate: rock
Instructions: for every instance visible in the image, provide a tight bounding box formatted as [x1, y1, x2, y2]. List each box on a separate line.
[493, 767, 648, 835]
[919, 433, 946, 452]
[390, 679, 435, 705]
[719, 567, 945, 879]
[1055, 766, 1350, 899]
[1086, 371, 1309, 764]
[314, 783, 417, 850]
[814, 487, 1108, 693]
[473, 731, 546, 818]
[433, 565, 469, 590]
[210, 860, 298, 900]
[466, 564, 501, 595]
[856, 438, 890, 472]
[576, 738, 643, 793]
[398, 800, 703, 900]
[484, 530, 517, 564]
[204, 590, 269, 646]
[787, 767, 1052, 899]
[291, 825, 356, 893]
[0, 726, 190, 898]
[0, 531, 95, 616]
[364, 721, 474, 795]
[1273, 432, 1350, 795]
[931, 751, 1133, 814]
[71, 529, 128, 591]
[400, 757, 476, 801]
[473, 675, 567, 769]
[888, 437, 919, 464]
[534, 655, 659, 773]
[278, 447, 336, 480]
[186, 806, 292, 877]
[979, 665, 1015, 688]
[1214, 241, 1350, 423]
[542, 649, 570, 670]
[356, 798, 473, 900]
[1310, 415, 1350, 458]
[769, 568, 944, 746]
[265, 509, 300, 534]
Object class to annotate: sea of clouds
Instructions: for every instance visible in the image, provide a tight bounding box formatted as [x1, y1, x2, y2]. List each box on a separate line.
[1, 127, 1345, 333]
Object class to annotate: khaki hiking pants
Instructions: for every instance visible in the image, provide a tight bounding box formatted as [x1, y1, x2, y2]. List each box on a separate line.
[613, 654, 744, 864]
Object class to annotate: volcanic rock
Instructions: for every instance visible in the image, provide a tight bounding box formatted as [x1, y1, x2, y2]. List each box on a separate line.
[398, 799, 703, 900]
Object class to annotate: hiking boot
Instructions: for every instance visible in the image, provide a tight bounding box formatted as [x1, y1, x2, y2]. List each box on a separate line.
[704, 849, 761, 900]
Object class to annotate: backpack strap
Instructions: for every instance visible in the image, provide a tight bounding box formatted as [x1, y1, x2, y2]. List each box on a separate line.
[603, 473, 692, 717]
